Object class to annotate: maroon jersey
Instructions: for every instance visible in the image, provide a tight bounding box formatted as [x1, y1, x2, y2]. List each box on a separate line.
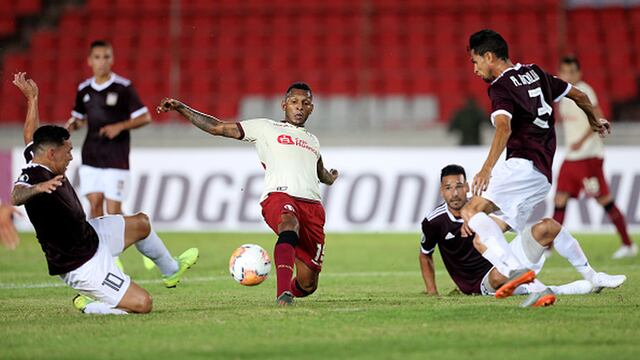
[72, 73, 147, 170]
[15, 149, 98, 275]
[420, 202, 493, 295]
[489, 63, 571, 182]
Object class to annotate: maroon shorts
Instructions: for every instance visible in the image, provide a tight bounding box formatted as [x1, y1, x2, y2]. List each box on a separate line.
[260, 192, 326, 272]
[556, 158, 610, 198]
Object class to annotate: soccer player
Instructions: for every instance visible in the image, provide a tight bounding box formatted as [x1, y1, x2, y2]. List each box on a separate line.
[65, 40, 151, 218]
[0, 201, 20, 250]
[157, 82, 338, 305]
[420, 165, 618, 307]
[461, 30, 624, 299]
[554, 56, 637, 259]
[65, 40, 153, 270]
[12, 73, 198, 315]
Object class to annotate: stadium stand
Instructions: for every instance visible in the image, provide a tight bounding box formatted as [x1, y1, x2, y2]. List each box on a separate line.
[0, 0, 638, 126]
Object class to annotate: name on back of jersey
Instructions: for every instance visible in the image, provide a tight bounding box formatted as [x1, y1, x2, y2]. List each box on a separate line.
[509, 69, 540, 87]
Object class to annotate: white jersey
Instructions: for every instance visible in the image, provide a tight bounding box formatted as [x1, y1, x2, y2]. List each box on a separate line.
[558, 81, 604, 160]
[238, 118, 321, 202]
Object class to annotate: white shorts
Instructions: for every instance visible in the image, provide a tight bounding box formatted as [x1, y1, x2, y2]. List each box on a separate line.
[483, 158, 551, 233]
[79, 165, 130, 202]
[59, 215, 130, 307]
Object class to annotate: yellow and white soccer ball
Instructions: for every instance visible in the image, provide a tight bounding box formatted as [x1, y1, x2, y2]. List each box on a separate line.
[229, 244, 272, 286]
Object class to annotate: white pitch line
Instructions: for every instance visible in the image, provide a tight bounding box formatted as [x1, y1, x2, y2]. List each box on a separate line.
[1, 264, 637, 290]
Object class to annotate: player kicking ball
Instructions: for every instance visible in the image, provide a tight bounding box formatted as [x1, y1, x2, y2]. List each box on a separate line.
[157, 82, 338, 306]
[420, 165, 624, 307]
[461, 30, 624, 302]
[11, 73, 198, 315]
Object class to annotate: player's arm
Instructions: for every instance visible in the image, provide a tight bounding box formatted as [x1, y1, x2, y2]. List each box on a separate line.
[565, 87, 610, 137]
[99, 111, 152, 140]
[0, 200, 20, 250]
[473, 115, 511, 195]
[419, 251, 438, 295]
[156, 98, 242, 139]
[317, 156, 339, 185]
[12, 72, 40, 145]
[11, 176, 64, 206]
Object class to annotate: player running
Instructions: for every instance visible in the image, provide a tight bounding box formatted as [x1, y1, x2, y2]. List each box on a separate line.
[65, 40, 154, 270]
[65, 40, 151, 218]
[461, 30, 624, 300]
[11, 72, 198, 315]
[157, 82, 338, 306]
[420, 165, 622, 307]
[553, 56, 636, 259]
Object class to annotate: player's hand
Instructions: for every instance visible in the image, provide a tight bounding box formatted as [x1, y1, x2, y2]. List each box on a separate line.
[99, 123, 124, 140]
[472, 168, 491, 196]
[65, 117, 82, 132]
[12, 72, 38, 100]
[0, 204, 21, 250]
[35, 175, 64, 194]
[593, 118, 611, 138]
[460, 221, 474, 238]
[328, 169, 339, 183]
[156, 98, 183, 113]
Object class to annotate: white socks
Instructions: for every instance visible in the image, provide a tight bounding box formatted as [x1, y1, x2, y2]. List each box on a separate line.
[469, 213, 523, 277]
[552, 227, 596, 281]
[84, 302, 128, 315]
[135, 230, 179, 276]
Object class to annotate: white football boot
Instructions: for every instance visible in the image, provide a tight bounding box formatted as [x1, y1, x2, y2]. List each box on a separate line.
[590, 272, 627, 293]
[612, 243, 638, 260]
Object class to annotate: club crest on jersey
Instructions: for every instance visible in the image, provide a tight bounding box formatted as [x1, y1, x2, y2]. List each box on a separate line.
[277, 134, 294, 145]
[83, 94, 90, 103]
[283, 204, 295, 212]
[18, 174, 29, 183]
[106, 92, 119, 106]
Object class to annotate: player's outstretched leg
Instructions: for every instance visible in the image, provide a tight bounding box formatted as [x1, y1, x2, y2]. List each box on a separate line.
[274, 214, 299, 306]
[73, 281, 152, 314]
[462, 199, 530, 288]
[542, 218, 626, 291]
[123, 213, 198, 288]
[289, 259, 319, 298]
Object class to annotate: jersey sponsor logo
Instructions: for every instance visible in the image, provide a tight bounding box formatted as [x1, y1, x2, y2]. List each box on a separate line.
[106, 92, 119, 106]
[83, 94, 90, 103]
[277, 135, 294, 145]
[445, 232, 456, 240]
[276, 134, 320, 157]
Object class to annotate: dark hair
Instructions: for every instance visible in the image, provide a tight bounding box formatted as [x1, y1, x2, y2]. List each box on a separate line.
[560, 55, 581, 70]
[33, 125, 70, 153]
[440, 164, 466, 182]
[285, 82, 312, 98]
[89, 40, 111, 53]
[468, 29, 509, 60]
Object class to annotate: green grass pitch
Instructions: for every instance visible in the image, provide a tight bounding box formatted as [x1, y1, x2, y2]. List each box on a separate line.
[1, 232, 638, 359]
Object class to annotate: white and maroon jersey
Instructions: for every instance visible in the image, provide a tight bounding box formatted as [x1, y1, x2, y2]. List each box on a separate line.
[237, 118, 321, 202]
[489, 63, 571, 183]
[72, 73, 148, 170]
[558, 81, 604, 161]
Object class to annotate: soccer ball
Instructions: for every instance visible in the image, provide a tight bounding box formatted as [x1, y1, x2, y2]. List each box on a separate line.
[229, 244, 272, 286]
